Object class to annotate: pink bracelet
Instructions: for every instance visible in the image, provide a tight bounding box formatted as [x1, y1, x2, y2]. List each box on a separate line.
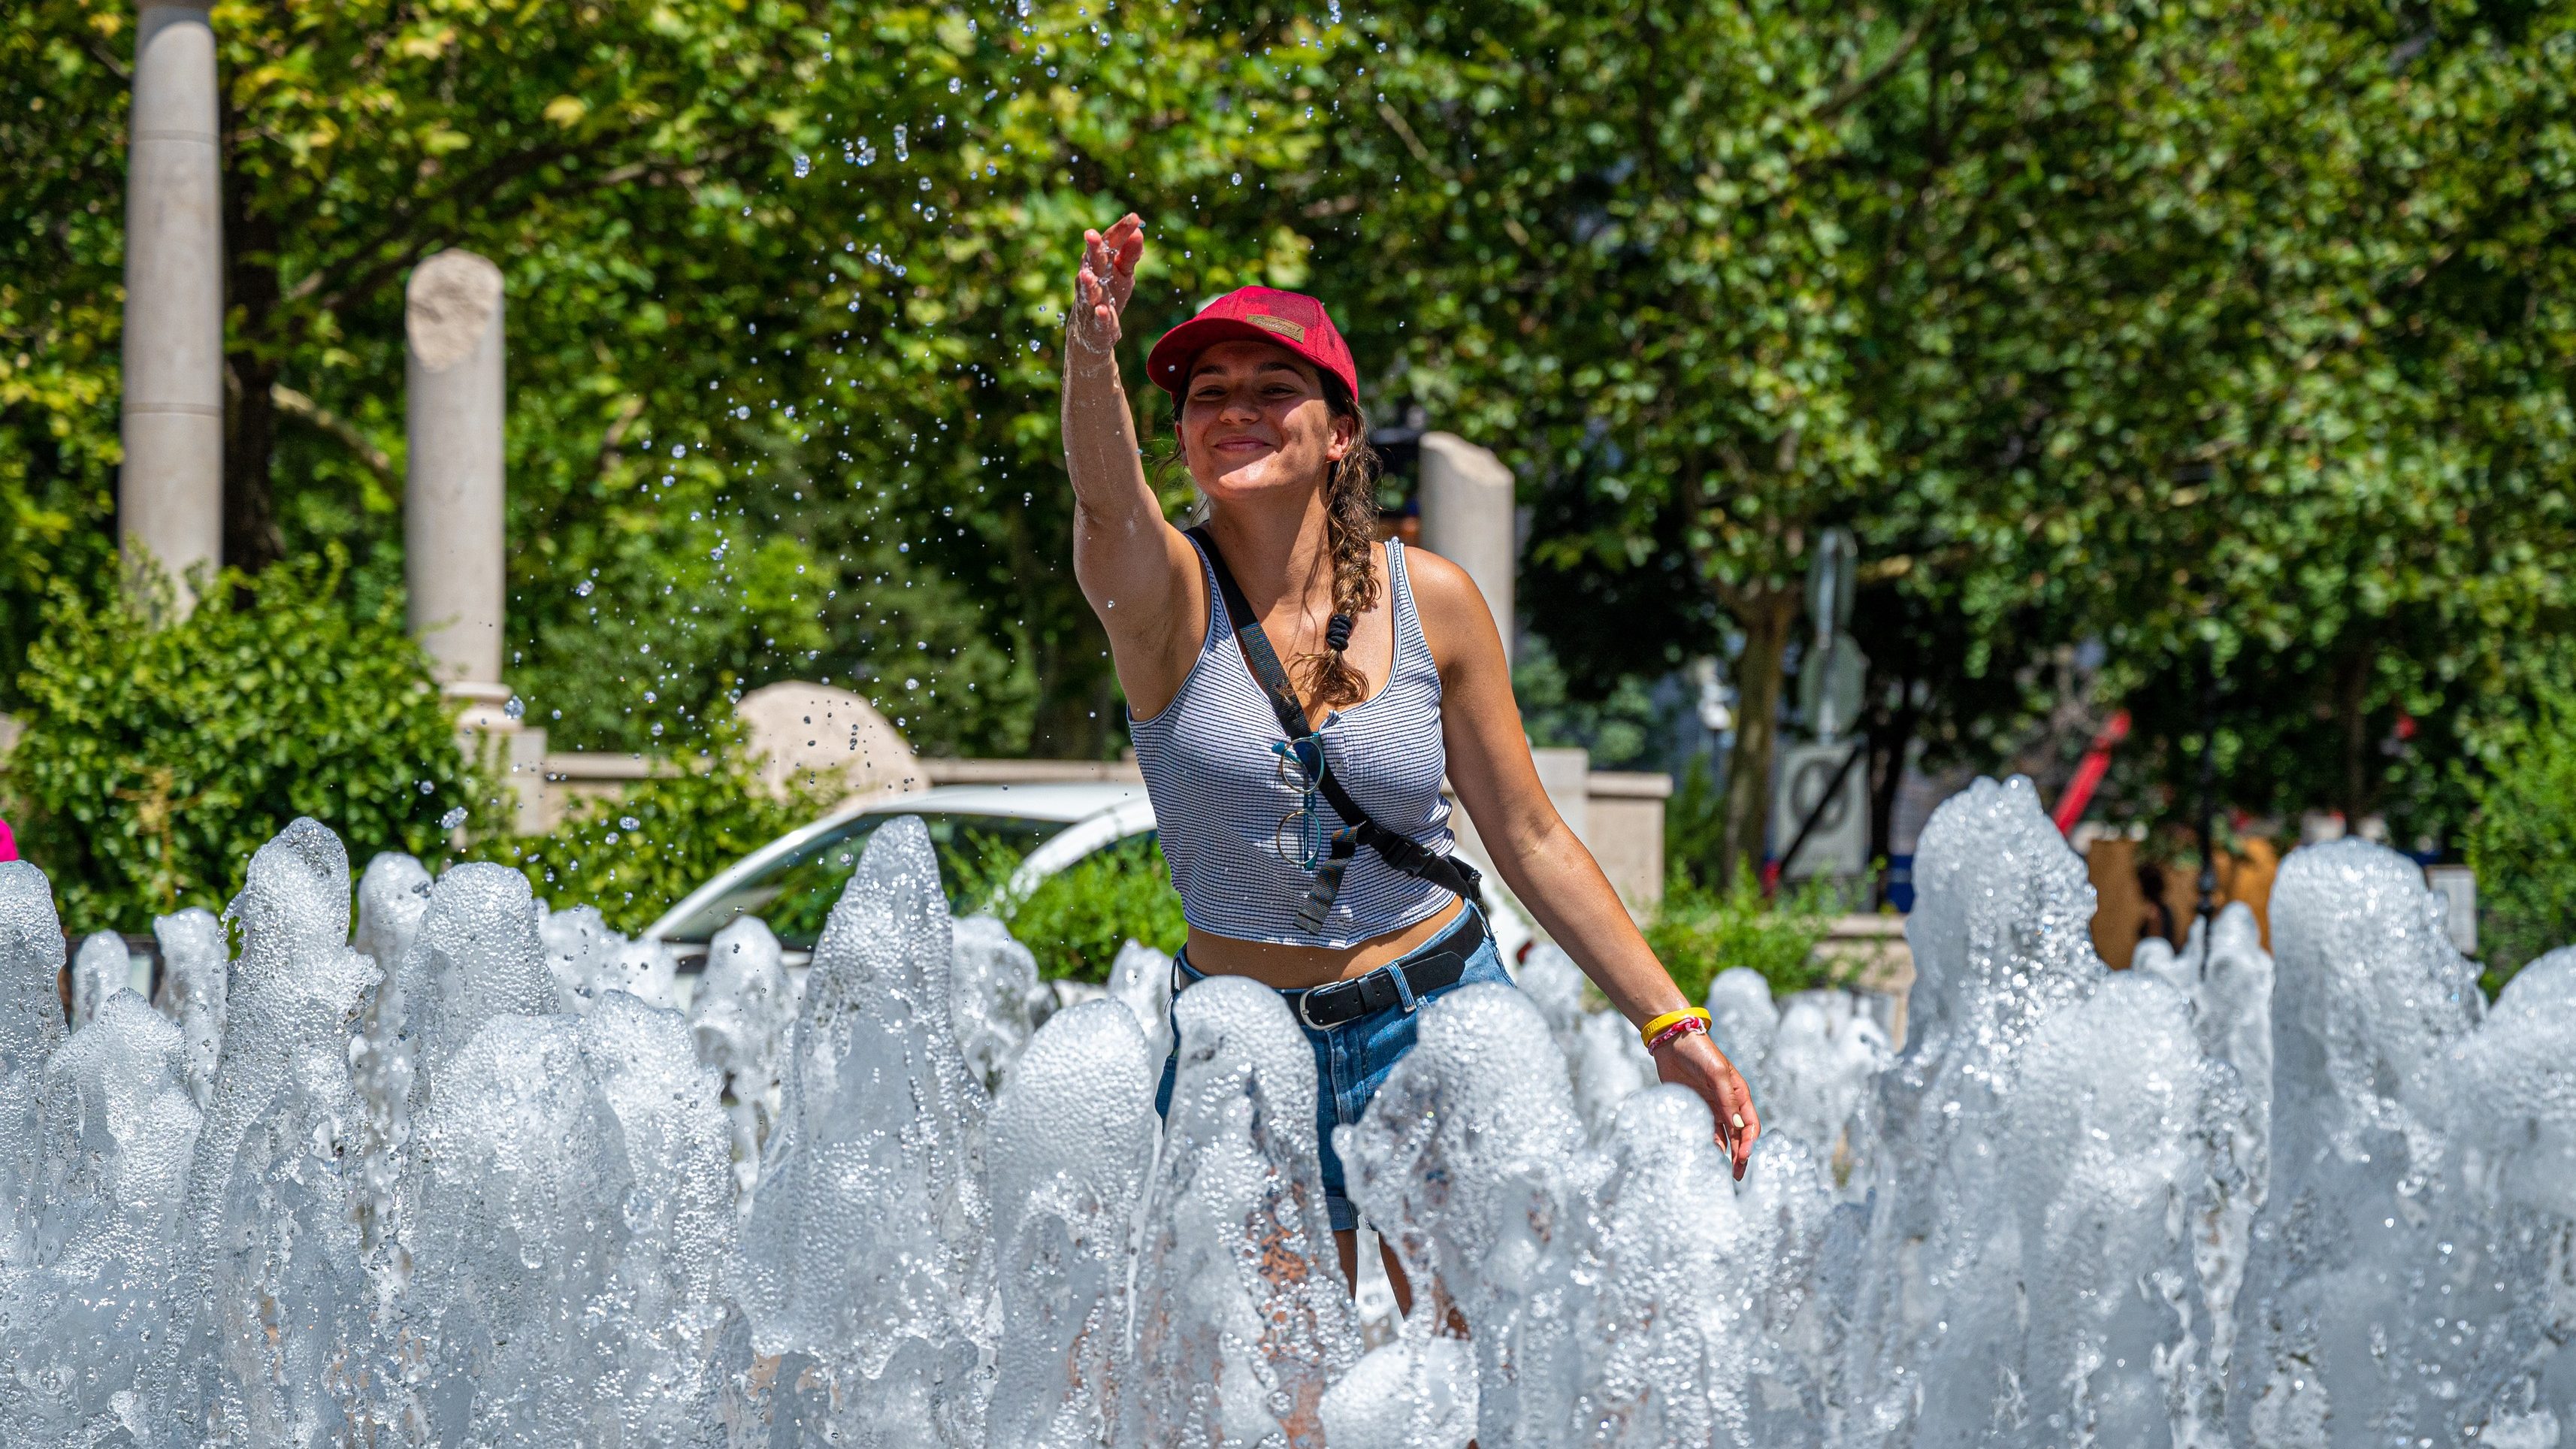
[1646, 1015, 1709, 1052]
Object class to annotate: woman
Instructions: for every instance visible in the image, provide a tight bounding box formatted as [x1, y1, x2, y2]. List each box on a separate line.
[1061, 214, 1760, 1299]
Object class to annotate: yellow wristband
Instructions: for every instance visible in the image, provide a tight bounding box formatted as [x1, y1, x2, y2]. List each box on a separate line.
[1639, 1007, 1711, 1050]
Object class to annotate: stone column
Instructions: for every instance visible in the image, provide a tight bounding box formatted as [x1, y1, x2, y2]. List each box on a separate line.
[405, 250, 507, 697]
[405, 250, 544, 833]
[1416, 431, 1517, 665]
[119, 1, 224, 607]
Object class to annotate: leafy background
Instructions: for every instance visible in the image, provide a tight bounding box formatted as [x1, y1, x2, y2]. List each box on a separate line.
[1, 0, 2570, 951]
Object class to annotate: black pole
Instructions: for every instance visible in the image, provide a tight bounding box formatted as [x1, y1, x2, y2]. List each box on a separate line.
[1776, 740, 1869, 885]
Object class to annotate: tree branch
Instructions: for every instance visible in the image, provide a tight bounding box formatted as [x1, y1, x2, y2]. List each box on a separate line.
[596, 394, 648, 481]
[1812, 9, 1936, 120]
[1375, 102, 1452, 180]
[271, 383, 395, 483]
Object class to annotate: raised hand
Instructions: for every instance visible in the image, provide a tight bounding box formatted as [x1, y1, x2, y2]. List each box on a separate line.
[1069, 213, 1144, 357]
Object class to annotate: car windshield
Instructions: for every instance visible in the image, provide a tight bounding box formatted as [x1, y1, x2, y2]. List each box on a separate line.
[658, 812, 1066, 948]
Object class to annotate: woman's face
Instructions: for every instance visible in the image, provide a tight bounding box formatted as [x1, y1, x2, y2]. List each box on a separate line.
[1178, 340, 1353, 504]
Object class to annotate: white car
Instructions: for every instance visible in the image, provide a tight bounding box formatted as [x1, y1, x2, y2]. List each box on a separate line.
[643, 781, 1530, 970]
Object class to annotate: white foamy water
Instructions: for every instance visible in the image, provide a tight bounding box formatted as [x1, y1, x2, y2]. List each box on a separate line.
[0, 779, 2568, 1445]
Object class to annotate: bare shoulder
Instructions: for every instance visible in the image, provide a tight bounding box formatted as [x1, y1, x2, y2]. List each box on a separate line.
[1399, 543, 1484, 618]
[1398, 543, 1506, 672]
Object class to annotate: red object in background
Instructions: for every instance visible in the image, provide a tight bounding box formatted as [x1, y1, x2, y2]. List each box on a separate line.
[0, 816, 16, 863]
[1144, 286, 1361, 404]
[2052, 709, 2133, 834]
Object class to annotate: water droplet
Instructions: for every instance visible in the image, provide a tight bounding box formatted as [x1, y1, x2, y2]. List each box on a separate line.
[439, 806, 468, 829]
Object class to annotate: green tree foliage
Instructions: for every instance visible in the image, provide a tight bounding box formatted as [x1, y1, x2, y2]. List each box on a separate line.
[1314, 0, 2575, 859]
[3, 0, 2567, 867]
[1309, 1, 1883, 877]
[2, 552, 473, 930]
[0, 0, 1357, 762]
[2465, 689, 2576, 981]
[1872, 0, 2576, 846]
[0, 5, 122, 697]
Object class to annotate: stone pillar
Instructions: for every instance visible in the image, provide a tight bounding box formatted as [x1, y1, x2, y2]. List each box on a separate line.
[1416, 431, 1517, 665]
[119, 1, 224, 607]
[405, 250, 507, 695]
[405, 250, 543, 833]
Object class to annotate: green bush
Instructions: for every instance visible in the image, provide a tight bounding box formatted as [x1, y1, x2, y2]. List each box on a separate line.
[3, 550, 476, 931]
[1645, 864, 1844, 1005]
[468, 713, 827, 935]
[967, 833, 1188, 983]
[2466, 688, 2576, 984]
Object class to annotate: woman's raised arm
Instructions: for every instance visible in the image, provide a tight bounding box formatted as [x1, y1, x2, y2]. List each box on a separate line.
[1061, 214, 1207, 716]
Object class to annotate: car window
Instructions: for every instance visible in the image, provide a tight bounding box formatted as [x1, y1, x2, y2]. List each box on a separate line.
[661, 812, 1066, 948]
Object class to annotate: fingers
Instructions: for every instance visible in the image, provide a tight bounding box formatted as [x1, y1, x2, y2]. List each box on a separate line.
[1716, 1068, 1757, 1178]
[1075, 218, 1141, 327]
[1110, 213, 1145, 275]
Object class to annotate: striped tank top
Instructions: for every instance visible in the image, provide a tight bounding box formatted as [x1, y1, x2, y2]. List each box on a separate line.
[1129, 535, 1458, 949]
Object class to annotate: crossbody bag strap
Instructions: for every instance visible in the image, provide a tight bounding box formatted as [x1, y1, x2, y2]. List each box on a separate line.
[1184, 527, 1485, 928]
[1186, 525, 1314, 743]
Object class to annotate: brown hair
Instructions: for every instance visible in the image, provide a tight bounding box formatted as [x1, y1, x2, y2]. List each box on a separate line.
[1299, 377, 1382, 709]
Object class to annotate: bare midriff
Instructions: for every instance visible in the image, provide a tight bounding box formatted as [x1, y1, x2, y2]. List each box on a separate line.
[1181, 894, 1468, 991]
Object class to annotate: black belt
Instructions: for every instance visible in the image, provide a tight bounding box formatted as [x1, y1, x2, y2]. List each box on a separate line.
[1178, 905, 1492, 1032]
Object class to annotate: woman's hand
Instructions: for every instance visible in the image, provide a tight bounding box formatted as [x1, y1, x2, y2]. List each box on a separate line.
[1071, 213, 1143, 358]
[1653, 1031, 1762, 1179]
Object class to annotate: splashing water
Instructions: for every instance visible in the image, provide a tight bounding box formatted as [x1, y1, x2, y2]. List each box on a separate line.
[176, 815, 382, 1443]
[0, 861, 68, 1272]
[1128, 974, 1359, 1445]
[0, 781, 2570, 1444]
[68, 930, 128, 1030]
[730, 813, 995, 1446]
[951, 912, 1046, 1091]
[987, 997, 1156, 1446]
[152, 906, 228, 1110]
[689, 913, 794, 1205]
[5, 989, 199, 1438]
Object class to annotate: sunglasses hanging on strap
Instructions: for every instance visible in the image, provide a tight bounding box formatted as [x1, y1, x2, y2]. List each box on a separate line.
[1185, 525, 1485, 933]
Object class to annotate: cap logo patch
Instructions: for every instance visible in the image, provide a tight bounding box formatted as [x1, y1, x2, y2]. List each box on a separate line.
[1248, 314, 1308, 342]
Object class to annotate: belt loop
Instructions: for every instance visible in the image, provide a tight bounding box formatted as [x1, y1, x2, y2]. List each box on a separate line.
[1389, 960, 1418, 1015]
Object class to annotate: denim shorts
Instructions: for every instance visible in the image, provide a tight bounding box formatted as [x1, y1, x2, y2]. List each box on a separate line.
[1154, 901, 1513, 1233]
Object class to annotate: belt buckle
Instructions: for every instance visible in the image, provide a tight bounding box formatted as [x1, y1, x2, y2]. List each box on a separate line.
[1298, 980, 1338, 1032]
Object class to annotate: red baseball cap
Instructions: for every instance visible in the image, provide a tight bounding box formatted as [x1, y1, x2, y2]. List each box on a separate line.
[1144, 286, 1359, 406]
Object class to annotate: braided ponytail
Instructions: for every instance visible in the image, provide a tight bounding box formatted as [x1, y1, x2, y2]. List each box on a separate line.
[1296, 380, 1382, 709]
